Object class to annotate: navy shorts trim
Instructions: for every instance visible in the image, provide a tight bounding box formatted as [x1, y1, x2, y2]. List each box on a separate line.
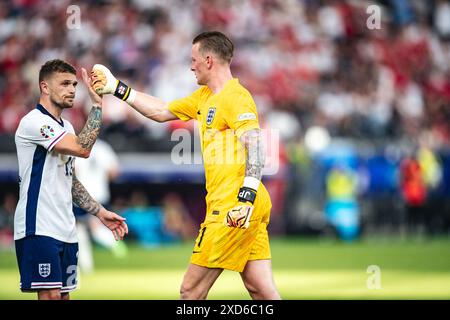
[15, 235, 78, 293]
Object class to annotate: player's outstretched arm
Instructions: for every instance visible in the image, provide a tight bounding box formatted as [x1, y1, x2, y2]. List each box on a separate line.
[53, 68, 103, 158]
[91, 64, 177, 123]
[72, 173, 128, 241]
[225, 128, 265, 229]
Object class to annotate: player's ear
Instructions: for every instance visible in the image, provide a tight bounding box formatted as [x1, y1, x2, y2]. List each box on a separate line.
[205, 55, 213, 69]
[40, 80, 50, 95]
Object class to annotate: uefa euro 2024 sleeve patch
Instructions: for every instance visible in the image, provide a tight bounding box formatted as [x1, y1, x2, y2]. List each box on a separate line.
[40, 125, 55, 139]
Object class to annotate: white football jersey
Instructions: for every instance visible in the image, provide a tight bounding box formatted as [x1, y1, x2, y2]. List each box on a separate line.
[14, 104, 77, 243]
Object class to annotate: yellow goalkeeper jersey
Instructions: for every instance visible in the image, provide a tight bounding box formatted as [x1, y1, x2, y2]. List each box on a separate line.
[168, 78, 270, 223]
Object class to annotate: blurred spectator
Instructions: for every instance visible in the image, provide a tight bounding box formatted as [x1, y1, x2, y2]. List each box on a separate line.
[325, 164, 360, 241]
[400, 155, 427, 234]
[162, 193, 196, 241]
[417, 145, 443, 191]
[416, 145, 443, 234]
[121, 191, 165, 248]
[121, 191, 194, 248]
[434, 0, 450, 40]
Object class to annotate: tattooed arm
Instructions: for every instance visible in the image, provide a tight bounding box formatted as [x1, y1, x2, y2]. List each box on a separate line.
[76, 105, 102, 151]
[52, 105, 102, 158]
[233, 128, 265, 205]
[72, 172, 128, 240]
[239, 128, 265, 181]
[72, 173, 101, 215]
[225, 129, 265, 229]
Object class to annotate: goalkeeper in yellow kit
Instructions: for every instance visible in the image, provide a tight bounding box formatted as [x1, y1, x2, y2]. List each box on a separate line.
[90, 31, 280, 300]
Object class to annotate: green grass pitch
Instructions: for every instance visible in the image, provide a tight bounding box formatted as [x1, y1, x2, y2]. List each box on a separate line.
[1, 237, 449, 299]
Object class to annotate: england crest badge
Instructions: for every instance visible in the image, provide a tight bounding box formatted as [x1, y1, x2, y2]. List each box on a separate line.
[39, 263, 51, 278]
[206, 107, 216, 126]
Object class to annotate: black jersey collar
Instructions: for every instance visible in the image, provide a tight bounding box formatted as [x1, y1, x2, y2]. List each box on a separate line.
[36, 104, 64, 127]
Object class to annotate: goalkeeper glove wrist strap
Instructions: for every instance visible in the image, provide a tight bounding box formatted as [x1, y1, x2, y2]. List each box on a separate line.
[238, 187, 257, 204]
[114, 80, 133, 102]
[243, 176, 260, 191]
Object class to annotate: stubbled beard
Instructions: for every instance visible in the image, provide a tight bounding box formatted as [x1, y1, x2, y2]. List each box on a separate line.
[50, 95, 73, 109]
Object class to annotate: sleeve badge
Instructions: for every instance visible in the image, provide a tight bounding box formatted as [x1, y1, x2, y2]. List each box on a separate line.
[40, 125, 55, 138]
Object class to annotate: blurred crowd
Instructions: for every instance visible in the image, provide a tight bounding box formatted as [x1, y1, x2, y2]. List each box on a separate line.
[0, 0, 449, 151]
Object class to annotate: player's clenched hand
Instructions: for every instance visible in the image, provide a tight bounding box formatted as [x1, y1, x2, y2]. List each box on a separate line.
[81, 67, 102, 106]
[225, 203, 254, 229]
[96, 207, 128, 241]
[90, 64, 118, 95]
[90, 64, 134, 103]
[225, 178, 260, 229]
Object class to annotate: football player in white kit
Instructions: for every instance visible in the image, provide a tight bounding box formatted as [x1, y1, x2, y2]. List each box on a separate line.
[14, 59, 128, 300]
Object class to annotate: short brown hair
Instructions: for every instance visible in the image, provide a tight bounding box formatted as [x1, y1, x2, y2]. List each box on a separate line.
[193, 31, 234, 63]
[39, 59, 76, 83]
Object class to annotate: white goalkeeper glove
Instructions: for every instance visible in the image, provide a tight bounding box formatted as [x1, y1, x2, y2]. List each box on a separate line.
[91, 64, 136, 103]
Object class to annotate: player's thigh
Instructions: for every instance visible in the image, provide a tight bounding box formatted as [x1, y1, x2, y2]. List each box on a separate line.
[191, 220, 262, 272]
[240, 259, 277, 292]
[181, 263, 223, 293]
[247, 194, 272, 261]
[248, 221, 271, 261]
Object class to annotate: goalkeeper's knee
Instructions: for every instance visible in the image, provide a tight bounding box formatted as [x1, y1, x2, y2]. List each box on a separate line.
[91, 64, 136, 103]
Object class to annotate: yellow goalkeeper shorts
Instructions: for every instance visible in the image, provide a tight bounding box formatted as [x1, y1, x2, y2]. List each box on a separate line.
[190, 203, 271, 272]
